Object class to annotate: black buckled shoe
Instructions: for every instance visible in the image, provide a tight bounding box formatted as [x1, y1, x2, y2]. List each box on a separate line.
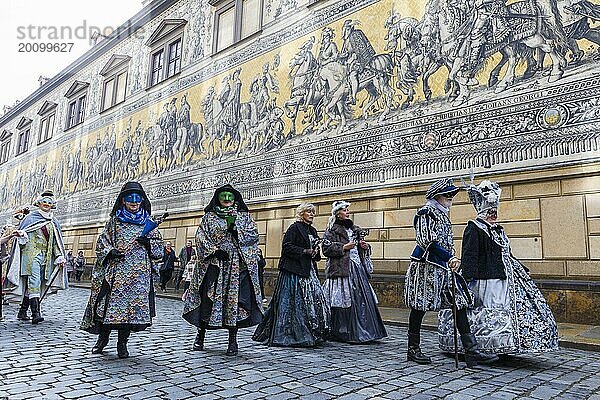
[225, 328, 238, 356]
[29, 298, 44, 324]
[407, 332, 432, 364]
[407, 346, 432, 364]
[117, 330, 131, 359]
[17, 297, 31, 321]
[91, 328, 111, 354]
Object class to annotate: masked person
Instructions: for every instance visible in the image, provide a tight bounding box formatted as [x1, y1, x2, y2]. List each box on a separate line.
[321, 200, 387, 343]
[404, 178, 498, 367]
[81, 182, 164, 359]
[183, 185, 263, 356]
[438, 180, 558, 356]
[4, 191, 67, 324]
[253, 202, 329, 347]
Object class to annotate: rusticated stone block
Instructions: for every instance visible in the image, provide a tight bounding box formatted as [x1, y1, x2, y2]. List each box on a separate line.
[311, 216, 329, 231]
[353, 211, 384, 228]
[369, 197, 399, 211]
[566, 290, 600, 325]
[383, 241, 414, 259]
[586, 193, 600, 217]
[256, 220, 267, 234]
[388, 227, 415, 240]
[590, 236, 600, 259]
[383, 209, 415, 228]
[542, 196, 587, 258]
[369, 242, 384, 258]
[562, 175, 600, 195]
[541, 289, 567, 323]
[275, 208, 295, 219]
[371, 259, 398, 273]
[265, 219, 283, 258]
[256, 210, 277, 220]
[567, 260, 600, 276]
[399, 194, 425, 209]
[525, 260, 566, 276]
[370, 280, 403, 308]
[588, 218, 600, 234]
[513, 181, 559, 199]
[510, 237, 542, 260]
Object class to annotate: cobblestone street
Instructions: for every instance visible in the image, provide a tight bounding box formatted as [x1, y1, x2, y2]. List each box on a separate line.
[1, 288, 600, 400]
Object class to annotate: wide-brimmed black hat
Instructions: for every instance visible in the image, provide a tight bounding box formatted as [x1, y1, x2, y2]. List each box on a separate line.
[204, 184, 248, 212]
[111, 181, 151, 215]
[425, 178, 460, 200]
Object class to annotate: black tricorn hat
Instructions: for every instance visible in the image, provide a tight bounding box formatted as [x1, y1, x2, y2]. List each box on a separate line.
[111, 181, 151, 215]
[205, 184, 248, 212]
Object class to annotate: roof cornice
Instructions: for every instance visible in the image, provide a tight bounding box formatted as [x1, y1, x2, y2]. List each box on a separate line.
[0, 0, 178, 128]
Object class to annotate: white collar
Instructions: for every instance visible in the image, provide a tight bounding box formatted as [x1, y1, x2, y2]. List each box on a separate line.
[426, 199, 449, 214]
[38, 210, 54, 220]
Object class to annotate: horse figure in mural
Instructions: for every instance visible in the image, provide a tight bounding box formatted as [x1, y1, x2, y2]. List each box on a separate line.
[174, 94, 206, 165]
[336, 20, 395, 123]
[419, 0, 566, 105]
[143, 125, 167, 175]
[68, 149, 84, 192]
[284, 37, 325, 137]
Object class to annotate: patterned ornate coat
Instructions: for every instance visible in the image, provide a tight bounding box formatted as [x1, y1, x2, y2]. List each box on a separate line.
[80, 216, 163, 334]
[183, 211, 262, 328]
[404, 202, 471, 311]
[4, 210, 67, 298]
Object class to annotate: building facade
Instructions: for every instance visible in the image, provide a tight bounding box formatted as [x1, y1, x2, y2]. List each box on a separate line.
[1, 0, 599, 323]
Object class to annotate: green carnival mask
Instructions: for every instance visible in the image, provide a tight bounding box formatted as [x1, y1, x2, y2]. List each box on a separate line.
[218, 191, 235, 202]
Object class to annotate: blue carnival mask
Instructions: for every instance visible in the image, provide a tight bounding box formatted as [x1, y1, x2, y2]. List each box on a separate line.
[124, 193, 142, 203]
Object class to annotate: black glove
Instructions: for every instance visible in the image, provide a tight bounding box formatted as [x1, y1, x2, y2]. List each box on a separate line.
[108, 249, 124, 259]
[214, 249, 230, 262]
[136, 236, 151, 250]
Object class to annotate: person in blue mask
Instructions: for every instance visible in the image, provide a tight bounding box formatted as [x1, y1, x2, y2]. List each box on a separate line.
[81, 182, 164, 359]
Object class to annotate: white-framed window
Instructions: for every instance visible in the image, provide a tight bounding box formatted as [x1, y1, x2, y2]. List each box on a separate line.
[15, 117, 32, 155]
[0, 130, 11, 164]
[37, 101, 57, 144]
[64, 81, 89, 129]
[100, 55, 130, 111]
[146, 19, 187, 87]
[213, 0, 263, 53]
[16, 128, 30, 155]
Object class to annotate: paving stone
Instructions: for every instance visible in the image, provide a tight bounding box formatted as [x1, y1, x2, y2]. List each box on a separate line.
[2, 288, 600, 400]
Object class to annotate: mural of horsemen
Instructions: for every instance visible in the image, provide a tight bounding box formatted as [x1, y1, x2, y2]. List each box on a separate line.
[2, 0, 600, 210]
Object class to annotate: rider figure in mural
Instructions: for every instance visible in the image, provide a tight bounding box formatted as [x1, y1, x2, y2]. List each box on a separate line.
[340, 20, 376, 105]
[557, 0, 600, 63]
[458, 0, 510, 86]
[318, 27, 340, 66]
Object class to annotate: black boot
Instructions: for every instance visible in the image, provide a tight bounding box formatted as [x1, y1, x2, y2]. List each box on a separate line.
[226, 328, 238, 356]
[17, 297, 31, 321]
[29, 297, 44, 324]
[461, 333, 499, 367]
[117, 329, 131, 359]
[407, 332, 432, 364]
[193, 328, 206, 351]
[91, 327, 111, 354]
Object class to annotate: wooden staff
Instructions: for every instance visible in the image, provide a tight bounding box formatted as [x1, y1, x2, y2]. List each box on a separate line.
[450, 270, 459, 369]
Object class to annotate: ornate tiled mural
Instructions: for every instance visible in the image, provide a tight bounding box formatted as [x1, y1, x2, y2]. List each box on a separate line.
[1, 0, 600, 225]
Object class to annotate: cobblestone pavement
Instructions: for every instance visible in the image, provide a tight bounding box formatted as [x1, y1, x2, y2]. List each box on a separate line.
[1, 288, 600, 400]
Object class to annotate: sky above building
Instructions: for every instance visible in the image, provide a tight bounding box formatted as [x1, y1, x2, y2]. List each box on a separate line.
[0, 0, 143, 111]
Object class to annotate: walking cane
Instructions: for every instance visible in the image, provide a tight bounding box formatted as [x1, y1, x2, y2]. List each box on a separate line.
[450, 270, 459, 369]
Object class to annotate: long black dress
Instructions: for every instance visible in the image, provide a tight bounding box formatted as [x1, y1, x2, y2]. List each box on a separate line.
[252, 221, 329, 346]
